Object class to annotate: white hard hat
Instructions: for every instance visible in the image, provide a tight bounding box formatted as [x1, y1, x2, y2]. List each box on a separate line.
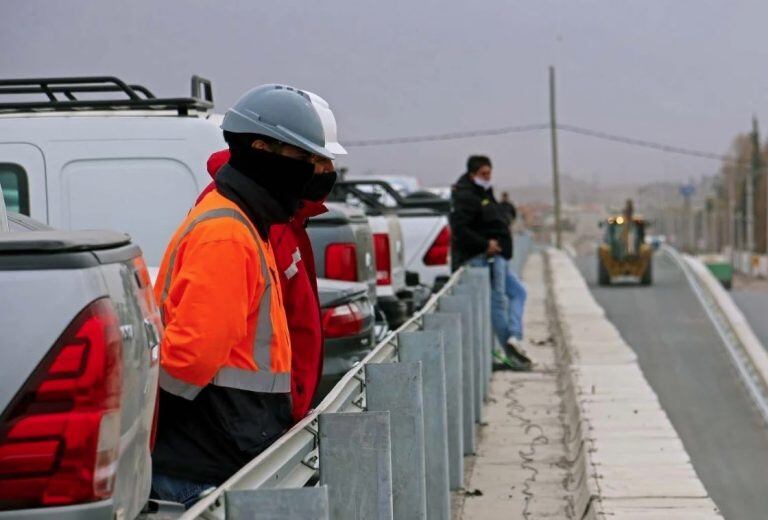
[304, 90, 347, 156]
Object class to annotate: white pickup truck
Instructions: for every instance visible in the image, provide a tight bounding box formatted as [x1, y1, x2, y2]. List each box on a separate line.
[0, 75, 225, 267]
[328, 179, 451, 290]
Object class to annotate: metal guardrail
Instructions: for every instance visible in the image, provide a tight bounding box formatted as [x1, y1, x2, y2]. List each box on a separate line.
[509, 232, 532, 276]
[184, 269, 466, 519]
[183, 234, 532, 519]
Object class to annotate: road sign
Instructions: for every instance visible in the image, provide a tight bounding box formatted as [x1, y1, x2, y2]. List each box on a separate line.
[679, 184, 695, 198]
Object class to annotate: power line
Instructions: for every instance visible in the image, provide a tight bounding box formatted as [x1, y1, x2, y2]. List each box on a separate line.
[555, 124, 733, 162]
[344, 121, 747, 165]
[344, 123, 550, 147]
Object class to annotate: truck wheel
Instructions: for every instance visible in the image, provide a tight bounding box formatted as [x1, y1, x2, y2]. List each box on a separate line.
[641, 260, 653, 285]
[598, 257, 610, 286]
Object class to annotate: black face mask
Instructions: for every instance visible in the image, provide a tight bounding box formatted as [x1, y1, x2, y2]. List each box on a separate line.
[302, 171, 338, 202]
[228, 143, 315, 216]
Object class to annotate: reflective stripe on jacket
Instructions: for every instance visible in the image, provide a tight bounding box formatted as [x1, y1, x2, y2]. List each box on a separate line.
[154, 190, 291, 399]
[202, 149, 326, 422]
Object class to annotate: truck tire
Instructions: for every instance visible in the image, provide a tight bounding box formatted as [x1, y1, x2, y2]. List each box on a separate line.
[640, 259, 653, 286]
[598, 256, 610, 286]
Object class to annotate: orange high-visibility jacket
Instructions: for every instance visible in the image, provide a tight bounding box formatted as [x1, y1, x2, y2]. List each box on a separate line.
[154, 190, 291, 399]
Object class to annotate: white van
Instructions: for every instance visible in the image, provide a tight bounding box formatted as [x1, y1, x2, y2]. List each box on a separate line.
[0, 75, 226, 266]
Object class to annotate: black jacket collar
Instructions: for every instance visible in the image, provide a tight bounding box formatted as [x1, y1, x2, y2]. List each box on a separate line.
[214, 163, 289, 239]
[456, 172, 494, 198]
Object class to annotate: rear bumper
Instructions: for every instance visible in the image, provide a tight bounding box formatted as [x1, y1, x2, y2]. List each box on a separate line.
[322, 331, 374, 378]
[0, 499, 113, 520]
[316, 331, 375, 403]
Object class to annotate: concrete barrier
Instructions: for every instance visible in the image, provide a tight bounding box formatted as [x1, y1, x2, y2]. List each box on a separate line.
[732, 250, 768, 278]
[667, 247, 768, 427]
[545, 248, 723, 519]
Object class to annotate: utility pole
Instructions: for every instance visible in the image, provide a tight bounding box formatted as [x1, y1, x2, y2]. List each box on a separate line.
[549, 66, 562, 249]
[679, 182, 695, 252]
[728, 162, 736, 260]
[747, 117, 758, 253]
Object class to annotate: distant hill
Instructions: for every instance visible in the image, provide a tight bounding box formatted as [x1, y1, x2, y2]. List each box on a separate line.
[501, 174, 642, 208]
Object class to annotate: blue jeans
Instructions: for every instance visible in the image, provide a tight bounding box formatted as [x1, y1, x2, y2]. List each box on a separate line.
[468, 254, 527, 345]
[151, 473, 216, 510]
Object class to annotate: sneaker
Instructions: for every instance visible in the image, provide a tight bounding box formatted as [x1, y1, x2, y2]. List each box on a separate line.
[505, 338, 533, 368]
[492, 349, 530, 372]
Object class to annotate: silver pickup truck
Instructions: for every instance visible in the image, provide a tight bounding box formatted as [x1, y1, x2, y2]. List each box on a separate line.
[0, 215, 160, 520]
[306, 203, 377, 307]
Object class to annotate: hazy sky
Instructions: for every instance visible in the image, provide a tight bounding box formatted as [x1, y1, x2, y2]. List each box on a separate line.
[3, 0, 768, 190]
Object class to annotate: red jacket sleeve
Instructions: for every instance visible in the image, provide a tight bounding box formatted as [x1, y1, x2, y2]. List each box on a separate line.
[271, 224, 324, 422]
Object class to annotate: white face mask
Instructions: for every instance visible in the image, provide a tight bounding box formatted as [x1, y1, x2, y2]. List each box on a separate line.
[472, 177, 492, 190]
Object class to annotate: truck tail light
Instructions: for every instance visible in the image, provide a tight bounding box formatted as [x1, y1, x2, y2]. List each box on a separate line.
[325, 243, 359, 282]
[322, 301, 366, 338]
[423, 226, 451, 266]
[0, 299, 123, 510]
[373, 233, 392, 286]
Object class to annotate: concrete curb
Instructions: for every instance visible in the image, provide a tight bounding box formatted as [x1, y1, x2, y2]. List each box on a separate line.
[664, 246, 768, 427]
[545, 248, 723, 520]
[684, 252, 768, 410]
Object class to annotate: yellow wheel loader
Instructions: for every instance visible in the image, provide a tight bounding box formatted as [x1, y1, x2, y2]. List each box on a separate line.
[597, 200, 653, 286]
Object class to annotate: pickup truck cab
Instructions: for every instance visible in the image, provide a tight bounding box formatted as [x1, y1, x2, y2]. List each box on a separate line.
[0, 219, 160, 519]
[0, 76, 225, 267]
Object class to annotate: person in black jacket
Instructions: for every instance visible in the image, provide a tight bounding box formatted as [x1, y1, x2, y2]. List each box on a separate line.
[450, 155, 531, 370]
[499, 191, 518, 225]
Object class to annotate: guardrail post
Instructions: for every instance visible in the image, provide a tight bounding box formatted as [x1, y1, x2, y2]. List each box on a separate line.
[423, 313, 464, 490]
[452, 283, 483, 423]
[438, 295, 476, 454]
[399, 331, 451, 520]
[464, 268, 492, 400]
[226, 487, 330, 519]
[319, 411, 394, 520]
[366, 362, 428, 520]
[468, 266, 492, 395]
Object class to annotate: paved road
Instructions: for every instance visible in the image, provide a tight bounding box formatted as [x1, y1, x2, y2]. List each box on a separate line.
[575, 252, 768, 520]
[732, 289, 768, 353]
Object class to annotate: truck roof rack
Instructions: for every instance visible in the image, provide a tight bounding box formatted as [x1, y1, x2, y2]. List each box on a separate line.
[0, 75, 214, 116]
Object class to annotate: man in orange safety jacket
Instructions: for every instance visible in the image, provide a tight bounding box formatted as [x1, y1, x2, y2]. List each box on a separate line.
[150, 84, 344, 508]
